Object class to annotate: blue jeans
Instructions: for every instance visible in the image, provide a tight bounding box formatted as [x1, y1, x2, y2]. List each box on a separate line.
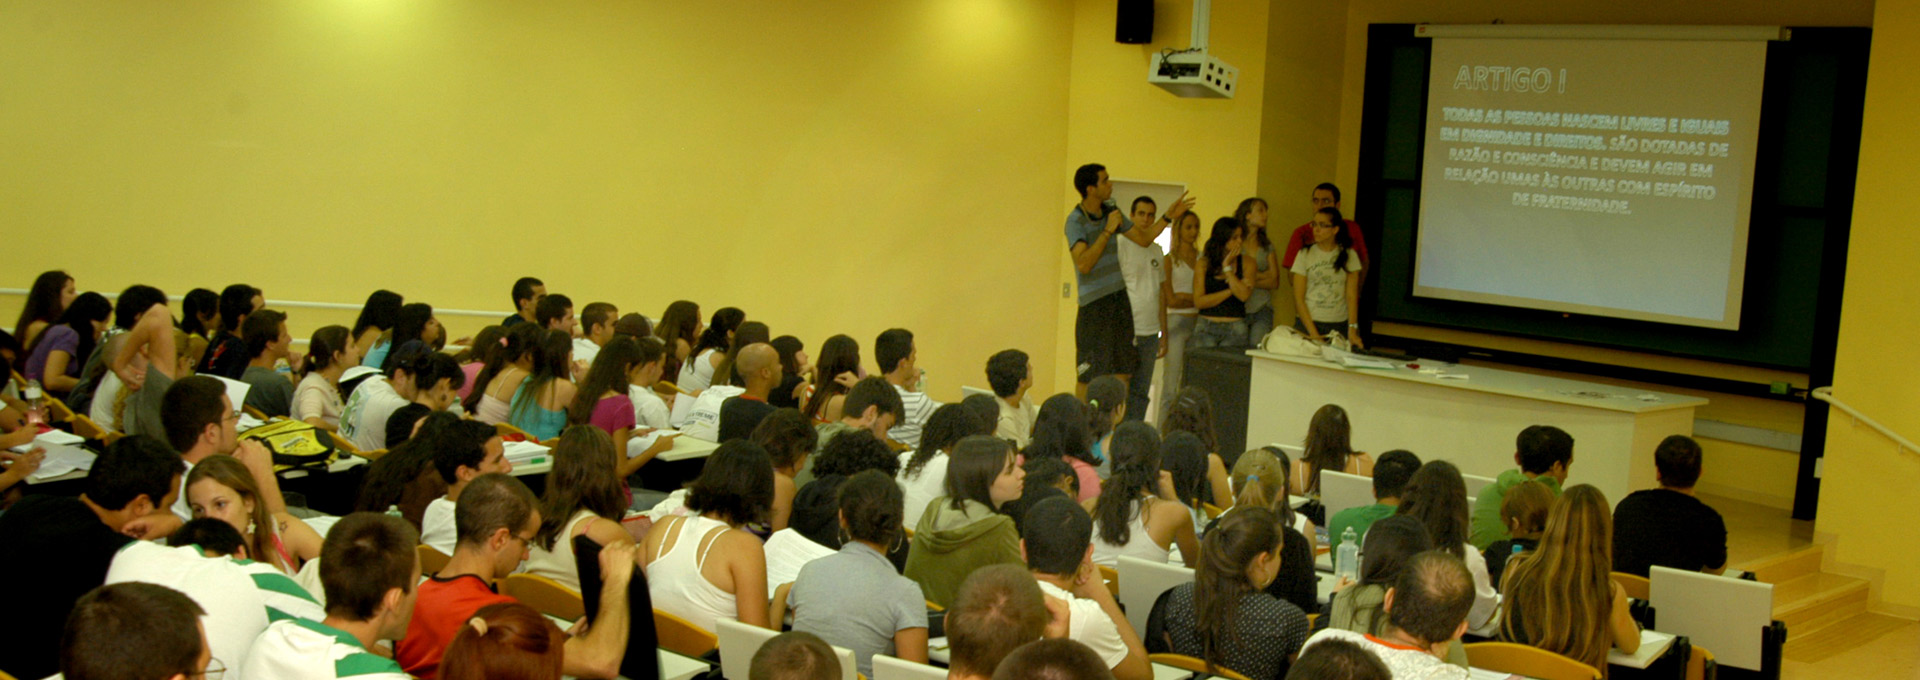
[1190, 317, 1251, 349]
[1246, 307, 1275, 346]
[1126, 334, 1157, 422]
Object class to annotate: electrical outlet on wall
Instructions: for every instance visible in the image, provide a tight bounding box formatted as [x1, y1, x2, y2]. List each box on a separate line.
[1062, 282, 1071, 298]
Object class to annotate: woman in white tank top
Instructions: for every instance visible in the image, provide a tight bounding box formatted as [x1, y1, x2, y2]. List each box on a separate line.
[642, 440, 774, 633]
[525, 426, 639, 592]
[1087, 422, 1200, 568]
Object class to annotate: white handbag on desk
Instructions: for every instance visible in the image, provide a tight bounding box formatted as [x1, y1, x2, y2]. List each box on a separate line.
[1261, 326, 1324, 357]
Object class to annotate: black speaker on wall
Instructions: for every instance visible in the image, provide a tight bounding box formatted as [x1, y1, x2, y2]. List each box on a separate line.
[1116, 0, 1153, 44]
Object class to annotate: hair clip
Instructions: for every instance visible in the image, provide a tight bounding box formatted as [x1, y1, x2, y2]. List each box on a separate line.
[468, 617, 489, 635]
[1246, 474, 1258, 483]
[498, 337, 509, 347]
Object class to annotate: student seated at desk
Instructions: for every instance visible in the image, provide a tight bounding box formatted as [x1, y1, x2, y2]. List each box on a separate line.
[140, 373, 281, 540]
[789, 430, 907, 572]
[466, 323, 542, 425]
[1031, 393, 1101, 501]
[1483, 479, 1553, 590]
[1397, 461, 1499, 636]
[109, 301, 183, 440]
[572, 301, 619, 367]
[201, 284, 263, 380]
[381, 302, 443, 373]
[1084, 375, 1125, 475]
[986, 349, 1039, 448]
[1207, 448, 1318, 616]
[788, 470, 930, 678]
[626, 335, 674, 430]
[353, 412, 457, 531]
[802, 376, 902, 484]
[241, 513, 418, 680]
[1089, 425, 1198, 569]
[679, 307, 744, 393]
[1159, 387, 1235, 509]
[293, 325, 352, 430]
[1301, 551, 1477, 680]
[501, 277, 544, 329]
[1612, 435, 1729, 577]
[1470, 425, 1573, 551]
[238, 308, 297, 418]
[717, 342, 782, 443]
[1023, 496, 1151, 680]
[72, 284, 170, 421]
[1324, 516, 1469, 668]
[525, 426, 635, 592]
[188, 455, 324, 577]
[1498, 485, 1640, 672]
[420, 420, 514, 556]
[653, 300, 702, 386]
[24, 290, 109, 402]
[801, 334, 861, 425]
[643, 440, 775, 633]
[1146, 507, 1309, 680]
[945, 564, 1062, 680]
[339, 345, 436, 452]
[1292, 404, 1375, 504]
[569, 336, 649, 476]
[1001, 455, 1079, 538]
[876, 328, 940, 449]
[899, 404, 984, 528]
[455, 324, 506, 402]
[12, 269, 73, 352]
[509, 330, 577, 442]
[1327, 450, 1421, 557]
[906, 435, 1026, 609]
[383, 351, 464, 449]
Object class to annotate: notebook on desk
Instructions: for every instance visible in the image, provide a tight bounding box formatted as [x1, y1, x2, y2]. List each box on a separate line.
[1607, 629, 1677, 669]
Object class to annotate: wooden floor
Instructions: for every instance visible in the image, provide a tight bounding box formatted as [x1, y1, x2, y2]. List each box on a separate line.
[1700, 493, 1920, 678]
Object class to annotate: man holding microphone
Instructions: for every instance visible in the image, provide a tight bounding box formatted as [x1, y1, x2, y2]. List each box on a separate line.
[1063, 163, 1191, 397]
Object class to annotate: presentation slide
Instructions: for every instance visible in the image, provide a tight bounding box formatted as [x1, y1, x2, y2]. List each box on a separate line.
[1414, 38, 1767, 330]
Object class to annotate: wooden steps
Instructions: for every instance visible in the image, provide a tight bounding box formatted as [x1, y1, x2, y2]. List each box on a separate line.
[1739, 544, 1871, 641]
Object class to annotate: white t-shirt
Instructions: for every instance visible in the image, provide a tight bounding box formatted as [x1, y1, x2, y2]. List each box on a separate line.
[420, 497, 458, 557]
[630, 385, 672, 429]
[1168, 257, 1198, 317]
[896, 451, 949, 528]
[1288, 244, 1363, 324]
[171, 459, 197, 522]
[1118, 239, 1166, 335]
[572, 337, 604, 367]
[677, 348, 720, 392]
[1035, 580, 1130, 670]
[107, 541, 327, 679]
[90, 369, 125, 431]
[339, 377, 407, 451]
[241, 618, 410, 680]
[885, 384, 941, 449]
[678, 385, 745, 440]
[1299, 629, 1469, 680]
[1462, 543, 1501, 635]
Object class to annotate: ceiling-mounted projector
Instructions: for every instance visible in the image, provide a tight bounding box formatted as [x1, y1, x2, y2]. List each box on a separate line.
[1147, 0, 1237, 99]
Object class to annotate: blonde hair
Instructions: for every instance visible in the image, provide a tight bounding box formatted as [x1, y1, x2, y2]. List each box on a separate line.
[1498, 485, 1615, 674]
[1231, 447, 1297, 527]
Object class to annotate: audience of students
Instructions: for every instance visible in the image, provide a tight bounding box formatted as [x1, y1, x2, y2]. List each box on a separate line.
[1159, 386, 1235, 507]
[1612, 434, 1729, 577]
[1301, 551, 1477, 680]
[1326, 449, 1421, 556]
[1030, 392, 1101, 501]
[1483, 479, 1554, 589]
[1470, 425, 1573, 550]
[293, 325, 353, 430]
[14, 269, 75, 350]
[801, 334, 862, 424]
[441, 602, 567, 680]
[899, 404, 982, 527]
[1089, 423, 1198, 568]
[906, 434, 1026, 608]
[1397, 461, 1500, 635]
[202, 284, 263, 379]
[1295, 404, 1374, 499]
[1146, 506, 1309, 680]
[25, 290, 110, 399]
[986, 348, 1038, 447]
[0, 435, 184, 680]
[400, 473, 634, 679]
[1212, 447, 1318, 614]
[526, 426, 636, 592]
[60, 582, 216, 680]
[1499, 485, 1641, 672]
[945, 564, 1062, 680]
[1023, 496, 1152, 680]
[187, 454, 324, 576]
[642, 440, 774, 632]
[503, 277, 546, 328]
[788, 469, 930, 677]
[750, 631, 842, 680]
[420, 420, 514, 555]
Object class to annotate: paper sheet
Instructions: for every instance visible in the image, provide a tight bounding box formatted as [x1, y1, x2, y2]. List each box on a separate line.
[206, 374, 253, 416]
[629, 430, 682, 458]
[502, 440, 551, 464]
[26, 442, 98, 481]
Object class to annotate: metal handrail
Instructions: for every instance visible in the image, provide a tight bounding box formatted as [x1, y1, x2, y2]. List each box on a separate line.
[1809, 386, 1920, 456]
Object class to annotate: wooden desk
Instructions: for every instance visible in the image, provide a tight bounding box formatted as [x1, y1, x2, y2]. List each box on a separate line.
[1245, 350, 1706, 503]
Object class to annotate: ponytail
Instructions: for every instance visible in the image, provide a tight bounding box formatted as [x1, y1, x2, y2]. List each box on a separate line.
[1093, 422, 1162, 546]
[1231, 448, 1290, 525]
[301, 326, 351, 378]
[1193, 507, 1282, 673]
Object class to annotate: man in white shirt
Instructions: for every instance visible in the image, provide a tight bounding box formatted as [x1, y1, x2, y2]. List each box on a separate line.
[985, 349, 1037, 448]
[338, 348, 429, 452]
[107, 523, 327, 677]
[876, 328, 938, 448]
[571, 301, 619, 367]
[628, 337, 673, 429]
[1117, 196, 1168, 424]
[1299, 551, 1476, 680]
[419, 420, 513, 556]
[1020, 497, 1150, 680]
[241, 513, 418, 680]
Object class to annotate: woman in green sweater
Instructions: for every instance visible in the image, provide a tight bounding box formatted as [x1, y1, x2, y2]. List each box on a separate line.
[905, 434, 1026, 608]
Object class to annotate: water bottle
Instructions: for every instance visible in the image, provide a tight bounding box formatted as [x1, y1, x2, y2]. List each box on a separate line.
[386, 505, 404, 518]
[1337, 526, 1360, 582]
[22, 379, 45, 428]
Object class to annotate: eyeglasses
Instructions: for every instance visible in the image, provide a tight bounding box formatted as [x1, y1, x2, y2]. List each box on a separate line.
[191, 657, 227, 680]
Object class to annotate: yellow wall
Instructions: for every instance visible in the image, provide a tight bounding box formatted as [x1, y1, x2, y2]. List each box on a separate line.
[0, 0, 1078, 401]
[1821, 0, 1920, 612]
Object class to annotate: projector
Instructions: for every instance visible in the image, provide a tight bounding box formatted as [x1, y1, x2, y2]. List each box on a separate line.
[1149, 50, 1238, 99]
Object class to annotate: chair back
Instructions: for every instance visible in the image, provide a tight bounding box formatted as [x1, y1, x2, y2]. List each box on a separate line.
[500, 573, 585, 622]
[1461, 473, 1498, 499]
[1318, 470, 1374, 527]
[1201, 502, 1226, 519]
[657, 608, 720, 658]
[1650, 566, 1774, 671]
[1148, 653, 1254, 680]
[1611, 571, 1652, 601]
[1687, 644, 1717, 680]
[872, 654, 947, 680]
[1463, 642, 1601, 680]
[1097, 564, 1120, 598]
[417, 544, 450, 574]
[716, 618, 856, 680]
[1117, 556, 1195, 635]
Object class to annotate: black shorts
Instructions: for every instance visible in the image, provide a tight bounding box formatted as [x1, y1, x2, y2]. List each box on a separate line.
[1076, 290, 1139, 383]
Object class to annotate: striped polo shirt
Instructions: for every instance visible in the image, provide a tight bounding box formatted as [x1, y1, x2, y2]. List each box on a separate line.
[106, 541, 328, 677]
[242, 618, 411, 680]
[1065, 205, 1135, 306]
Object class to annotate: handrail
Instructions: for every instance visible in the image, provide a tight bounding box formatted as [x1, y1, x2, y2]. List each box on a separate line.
[1809, 386, 1920, 456]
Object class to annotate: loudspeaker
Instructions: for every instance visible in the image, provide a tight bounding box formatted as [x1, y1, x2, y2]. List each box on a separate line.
[1116, 0, 1153, 44]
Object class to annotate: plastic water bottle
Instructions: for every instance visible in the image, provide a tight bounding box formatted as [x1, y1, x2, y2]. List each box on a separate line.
[386, 505, 404, 518]
[22, 379, 45, 428]
[1337, 526, 1360, 582]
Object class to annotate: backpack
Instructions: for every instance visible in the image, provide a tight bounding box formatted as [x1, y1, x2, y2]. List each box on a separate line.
[242, 419, 341, 473]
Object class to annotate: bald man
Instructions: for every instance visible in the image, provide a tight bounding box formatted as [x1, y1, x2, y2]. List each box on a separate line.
[717, 343, 782, 442]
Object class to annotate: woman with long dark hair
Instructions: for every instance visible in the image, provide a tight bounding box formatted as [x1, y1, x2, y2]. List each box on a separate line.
[769, 335, 809, 409]
[12, 270, 73, 350]
[1289, 206, 1365, 347]
[178, 288, 220, 339]
[293, 325, 352, 430]
[567, 337, 673, 480]
[1190, 218, 1252, 349]
[508, 329, 577, 441]
[468, 323, 543, 422]
[1204, 447, 1317, 614]
[904, 435, 1025, 608]
[1027, 393, 1099, 501]
[654, 300, 701, 381]
[1159, 387, 1235, 507]
[1146, 506, 1309, 680]
[1234, 197, 1282, 341]
[1397, 461, 1499, 633]
[897, 404, 982, 527]
[1500, 485, 1641, 674]
[678, 307, 744, 392]
[643, 440, 775, 631]
[1091, 423, 1197, 568]
[525, 426, 636, 592]
[352, 289, 404, 368]
[381, 303, 441, 373]
[801, 334, 862, 424]
[1085, 375, 1126, 476]
[1294, 404, 1374, 496]
[24, 291, 109, 398]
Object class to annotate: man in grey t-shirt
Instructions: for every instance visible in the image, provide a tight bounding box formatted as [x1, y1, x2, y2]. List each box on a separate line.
[1064, 163, 1189, 397]
[238, 309, 296, 418]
